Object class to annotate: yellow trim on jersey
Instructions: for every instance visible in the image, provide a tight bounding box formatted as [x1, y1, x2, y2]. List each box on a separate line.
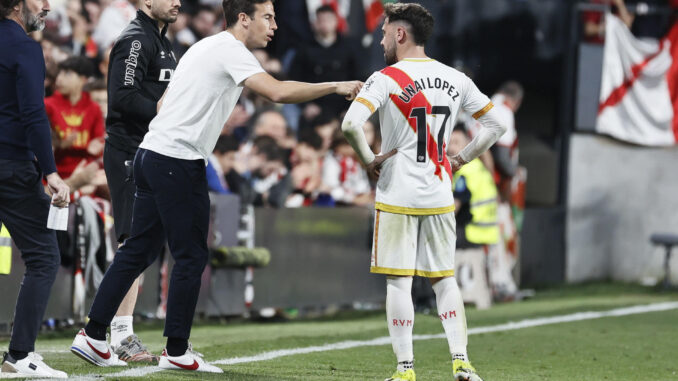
[402, 58, 435, 62]
[472, 102, 494, 119]
[371, 266, 455, 278]
[376, 202, 455, 215]
[355, 97, 376, 114]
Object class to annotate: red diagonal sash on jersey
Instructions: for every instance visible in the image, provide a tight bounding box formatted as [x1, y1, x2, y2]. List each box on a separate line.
[380, 66, 452, 181]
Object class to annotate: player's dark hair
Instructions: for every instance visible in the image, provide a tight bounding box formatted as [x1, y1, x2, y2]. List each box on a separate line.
[383, 2, 434, 46]
[315, 4, 334, 16]
[214, 134, 241, 154]
[222, 0, 273, 28]
[58, 56, 94, 78]
[0, 0, 21, 19]
[498, 80, 524, 102]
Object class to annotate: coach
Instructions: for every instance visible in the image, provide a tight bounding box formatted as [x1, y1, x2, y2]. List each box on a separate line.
[0, 0, 70, 377]
[102, 0, 180, 363]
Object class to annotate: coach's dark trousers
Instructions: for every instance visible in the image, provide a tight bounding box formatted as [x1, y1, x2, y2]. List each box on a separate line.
[0, 160, 60, 353]
[88, 148, 209, 340]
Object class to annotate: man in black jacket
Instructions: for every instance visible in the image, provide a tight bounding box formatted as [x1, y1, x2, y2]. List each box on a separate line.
[0, 0, 70, 377]
[101, 0, 180, 364]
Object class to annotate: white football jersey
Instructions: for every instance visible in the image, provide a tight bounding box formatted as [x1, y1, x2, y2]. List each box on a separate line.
[355, 58, 493, 215]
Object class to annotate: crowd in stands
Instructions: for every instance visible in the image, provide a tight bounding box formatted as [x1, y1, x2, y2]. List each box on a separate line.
[35, 0, 385, 208]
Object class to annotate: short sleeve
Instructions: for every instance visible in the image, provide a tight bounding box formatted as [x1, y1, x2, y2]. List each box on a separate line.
[353, 71, 389, 114]
[461, 76, 493, 119]
[224, 45, 265, 86]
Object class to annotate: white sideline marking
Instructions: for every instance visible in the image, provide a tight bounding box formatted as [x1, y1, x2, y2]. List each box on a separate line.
[28, 301, 678, 380]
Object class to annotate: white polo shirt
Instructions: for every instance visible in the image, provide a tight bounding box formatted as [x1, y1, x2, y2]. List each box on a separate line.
[139, 31, 264, 162]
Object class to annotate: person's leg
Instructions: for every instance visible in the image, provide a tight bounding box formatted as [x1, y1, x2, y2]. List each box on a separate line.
[386, 276, 415, 366]
[87, 150, 166, 337]
[430, 276, 468, 361]
[104, 144, 143, 346]
[141, 152, 210, 355]
[0, 162, 60, 358]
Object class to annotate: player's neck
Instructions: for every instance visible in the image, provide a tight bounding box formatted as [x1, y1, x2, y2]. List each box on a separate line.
[226, 26, 248, 47]
[397, 45, 428, 62]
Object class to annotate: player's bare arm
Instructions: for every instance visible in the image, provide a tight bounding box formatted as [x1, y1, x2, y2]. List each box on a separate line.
[243, 72, 362, 103]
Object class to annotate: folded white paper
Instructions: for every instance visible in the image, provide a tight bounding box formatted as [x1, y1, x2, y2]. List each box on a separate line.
[47, 203, 69, 231]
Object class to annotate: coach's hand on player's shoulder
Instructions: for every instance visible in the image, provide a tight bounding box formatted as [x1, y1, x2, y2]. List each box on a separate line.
[336, 81, 363, 101]
[367, 148, 397, 179]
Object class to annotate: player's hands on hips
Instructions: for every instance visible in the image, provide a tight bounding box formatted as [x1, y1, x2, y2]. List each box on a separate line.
[337, 81, 363, 101]
[366, 149, 397, 179]
[46, 172, 70, 207]
[449, 154, 467, 173]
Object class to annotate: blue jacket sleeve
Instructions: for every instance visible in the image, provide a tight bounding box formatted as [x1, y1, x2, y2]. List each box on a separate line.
[16, 41, 57, 175]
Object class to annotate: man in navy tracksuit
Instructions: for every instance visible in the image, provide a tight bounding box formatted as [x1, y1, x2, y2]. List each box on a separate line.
[0, 0, 70, 377]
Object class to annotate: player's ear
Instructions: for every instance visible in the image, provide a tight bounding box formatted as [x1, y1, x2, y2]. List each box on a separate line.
[238, 11, 249, 27]
[396, 26, 406, 44]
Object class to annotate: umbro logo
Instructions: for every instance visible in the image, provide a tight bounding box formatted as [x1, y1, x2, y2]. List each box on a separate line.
[160, 51, 166, 58]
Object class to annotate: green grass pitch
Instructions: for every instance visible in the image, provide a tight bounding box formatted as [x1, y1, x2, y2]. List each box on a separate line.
[1, 283, 677, 380]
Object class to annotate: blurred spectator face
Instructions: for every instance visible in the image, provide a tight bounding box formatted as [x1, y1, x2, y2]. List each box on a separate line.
[193, 9, 216, 38]
[254, 111, 288, 142]
[380, 18, 398, 66]
[257, 158, 284, 178]
[216, 150, 237, 173]
[147, 0, 181, 24]
[243, 1, 277, 49]
[90, 89, 107, 117]
[56, 69, 86, 96]
[253, 49, 268, 65]
[294, 142, 319, 163]
[313, 9, 337, 40]
[448, 130, 469, 156]
[314, 120, 337, 152]
[84, 0, 101, 29]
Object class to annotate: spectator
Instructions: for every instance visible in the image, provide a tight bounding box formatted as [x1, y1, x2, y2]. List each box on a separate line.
[289, 5, 364, 116]
[310, 113, 339, 157]
[45, 56, 104, 178]
[287, 129, 324, 207]
[251, 109, 296, 150]
[84, 78, 108, 118]
[92, 0, 137, 51]
[489, 80, 523, 198]
[321, 131, 372, 206]
[174, 5, 217, 47]
[207, 134, 240, 194]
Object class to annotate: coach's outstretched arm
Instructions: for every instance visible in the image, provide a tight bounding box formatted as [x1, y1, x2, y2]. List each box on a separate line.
[244, 72, 362, 104]
[451, 106, 507, 171]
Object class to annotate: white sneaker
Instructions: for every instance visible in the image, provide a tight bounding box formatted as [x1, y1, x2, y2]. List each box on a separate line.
[158, 344, 223, 373]
[1, 352, 67, 378]
[70, 328, 127, 367]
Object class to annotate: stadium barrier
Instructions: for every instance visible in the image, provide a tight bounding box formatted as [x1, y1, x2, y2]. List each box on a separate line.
[0, 195, 383, 333]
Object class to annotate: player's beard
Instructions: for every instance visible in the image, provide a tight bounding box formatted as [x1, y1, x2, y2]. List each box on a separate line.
[383, 39, 397, 66]
[152, 7, 178, 24]
[22, 4, 46, 32]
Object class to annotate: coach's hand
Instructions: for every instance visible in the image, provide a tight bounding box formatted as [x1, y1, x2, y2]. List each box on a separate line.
[366, 149, 397, 180]
[337, 81, 363, 101]
[46, 172, 70, 208]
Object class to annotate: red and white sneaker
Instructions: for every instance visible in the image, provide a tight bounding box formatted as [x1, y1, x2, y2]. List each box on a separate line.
[70, 329, 127, 367]
[158, 344, 223, 373]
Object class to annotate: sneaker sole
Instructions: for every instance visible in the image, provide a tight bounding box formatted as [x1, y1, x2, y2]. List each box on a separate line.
[70, 346, 106, 367]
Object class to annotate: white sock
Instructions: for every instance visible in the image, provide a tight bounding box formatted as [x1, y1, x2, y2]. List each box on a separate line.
[386, 276, 414, 363]
[110, 316, 134, 348]
[432, 277, 468, 361]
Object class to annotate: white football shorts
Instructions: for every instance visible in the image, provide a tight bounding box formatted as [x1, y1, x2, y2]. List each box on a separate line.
[370, 210, 457, 277]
